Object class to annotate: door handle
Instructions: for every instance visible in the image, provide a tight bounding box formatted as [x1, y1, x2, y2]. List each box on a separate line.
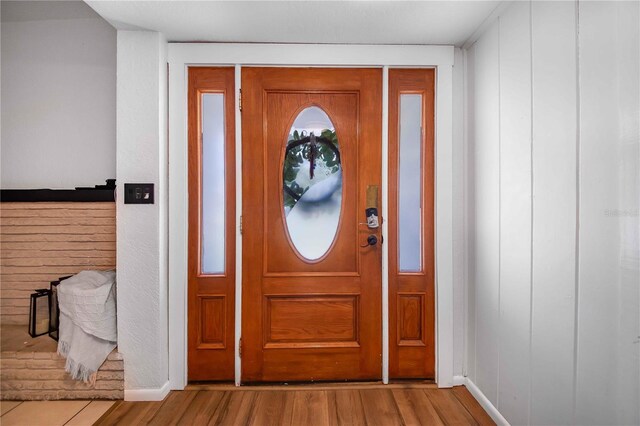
[360, 234, 378, 248]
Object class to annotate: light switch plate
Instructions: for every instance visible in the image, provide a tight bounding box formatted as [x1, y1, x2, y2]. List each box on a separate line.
[124, 183, 154, 204]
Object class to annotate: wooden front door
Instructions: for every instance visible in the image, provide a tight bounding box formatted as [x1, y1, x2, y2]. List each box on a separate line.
[241, 68, 382, 382]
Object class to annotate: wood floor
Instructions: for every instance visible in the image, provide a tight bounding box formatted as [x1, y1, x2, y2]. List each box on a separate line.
[95, 384, 494, 425]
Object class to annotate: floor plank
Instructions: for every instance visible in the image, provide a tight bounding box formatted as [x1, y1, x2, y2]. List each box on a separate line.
[94, 401, 163, 426]
[359, 389, 403, 426]
[174, 391, 226, 425]
[392, 388, 444, 425]
[327, 390, 367, 426]
[247, 390, 292, 425]
[213, 390, 257, 425]
[147, 390, 198, 426]
[424, 388, 480, 425]
[452, 386, 495, 426]
[290, 390, 330, 426]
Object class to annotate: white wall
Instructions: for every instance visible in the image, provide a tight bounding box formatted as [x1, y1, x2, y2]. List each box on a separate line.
[1, 1, 116, 189]
[452, 47, 466, 380]
[116, 31, 169, 396]
[465, 1, 639, 425]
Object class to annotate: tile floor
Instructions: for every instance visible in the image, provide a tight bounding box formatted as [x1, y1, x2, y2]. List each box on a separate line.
[0, 400, 115, 426]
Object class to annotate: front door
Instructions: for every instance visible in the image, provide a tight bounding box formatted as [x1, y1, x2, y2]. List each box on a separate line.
[241, 68, 382, 382]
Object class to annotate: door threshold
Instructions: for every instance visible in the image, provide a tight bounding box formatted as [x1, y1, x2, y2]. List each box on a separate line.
[186, 380, 436, 391]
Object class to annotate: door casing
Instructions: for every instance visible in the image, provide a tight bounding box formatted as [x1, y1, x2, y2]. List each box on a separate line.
[167, 43, 456, 390]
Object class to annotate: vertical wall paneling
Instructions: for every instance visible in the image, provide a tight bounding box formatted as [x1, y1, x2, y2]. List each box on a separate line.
[464, 44, 477, 382]
[466, 1, 639, 424]
[530, 2, 578, 424]
[470, 22, 500, 406]
[576, 2, 640, 425]
[497, 2, 532, 425]
[452, 48, 466, 379]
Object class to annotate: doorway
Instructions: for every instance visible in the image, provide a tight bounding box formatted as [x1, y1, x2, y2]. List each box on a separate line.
[184, 61, 440, 385]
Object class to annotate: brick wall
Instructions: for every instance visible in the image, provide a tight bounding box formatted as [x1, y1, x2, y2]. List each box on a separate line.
[0, 202, 116, 324]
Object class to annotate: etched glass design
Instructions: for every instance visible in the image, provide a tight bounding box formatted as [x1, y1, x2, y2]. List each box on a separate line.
[283, 106, 342, 261]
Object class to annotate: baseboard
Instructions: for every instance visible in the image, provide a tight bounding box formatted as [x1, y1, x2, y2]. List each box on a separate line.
[452, 375, 466, 386]
[124, 381, 171, 401]
[463, 377, 510, 426]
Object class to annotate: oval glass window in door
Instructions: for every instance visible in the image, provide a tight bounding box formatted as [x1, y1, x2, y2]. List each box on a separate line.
[282, 106, 343, 261]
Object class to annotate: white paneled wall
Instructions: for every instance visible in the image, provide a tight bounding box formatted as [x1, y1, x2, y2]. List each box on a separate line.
[530, 2, 578, 424]
[576, 2, 640, 425]
[496, 2, 532, 425]
[468, 23, 501, 405]
[465, 1, 639, 425]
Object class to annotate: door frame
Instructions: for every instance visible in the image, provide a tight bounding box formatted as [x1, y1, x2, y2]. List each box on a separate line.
[168, 43, 455, 389]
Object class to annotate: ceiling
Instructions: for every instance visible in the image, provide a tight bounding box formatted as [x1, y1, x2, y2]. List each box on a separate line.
[84, 1, 500, 46]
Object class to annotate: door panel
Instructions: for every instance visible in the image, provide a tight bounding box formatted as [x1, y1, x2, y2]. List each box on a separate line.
[188, 67, 236, 381]
[242, 68, 382, 382]
[388, 69, 435, 379]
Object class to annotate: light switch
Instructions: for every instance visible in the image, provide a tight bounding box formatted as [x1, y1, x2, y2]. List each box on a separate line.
[124, 183, 154, 204]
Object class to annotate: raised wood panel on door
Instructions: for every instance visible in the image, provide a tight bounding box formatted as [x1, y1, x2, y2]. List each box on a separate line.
[388, 69, 435, 378]
[0, 202, 116, 325]
[242, 68, 382, 382]
[264, 295, 359, 347]
[187, 67, 235, 381]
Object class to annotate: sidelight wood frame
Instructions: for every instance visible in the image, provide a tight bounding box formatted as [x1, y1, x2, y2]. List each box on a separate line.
[168, 43, 455, 390]
[187, 67, 236, 380]
[388, 69, 436, 379]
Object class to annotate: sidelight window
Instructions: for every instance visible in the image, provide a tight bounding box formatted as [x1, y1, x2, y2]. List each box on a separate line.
[201, 93, 226, 274]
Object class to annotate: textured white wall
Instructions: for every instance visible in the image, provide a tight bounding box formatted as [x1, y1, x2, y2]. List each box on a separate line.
[0, 1, 116, 189]
[465, 1, 639, 424]
[116, 31, 169, 393]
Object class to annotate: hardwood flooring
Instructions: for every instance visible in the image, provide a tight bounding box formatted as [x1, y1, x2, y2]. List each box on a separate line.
[95, 385, 494, 425]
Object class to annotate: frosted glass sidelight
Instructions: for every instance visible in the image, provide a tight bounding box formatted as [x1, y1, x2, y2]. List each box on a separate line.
[201, 93, 226, 274]
[398, 94, 423, 272]
[283, 106, 342, 261]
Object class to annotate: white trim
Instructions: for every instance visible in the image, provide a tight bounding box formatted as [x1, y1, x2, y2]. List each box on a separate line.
[464, 378, 511, 426]
[168, 43, 453, 67]
[168, 61, 189, 391]
[435, 63, 455, 388]
[234, 65, 243, 386]
[125, 381, 171, 402]
[453, 375, 466, 387]
[168, 43, 455, 389]
[381, 66, 390, 385]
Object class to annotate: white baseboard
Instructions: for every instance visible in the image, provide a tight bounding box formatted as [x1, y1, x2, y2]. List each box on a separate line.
[124, 381, 171, 401]
[463, 377, 510, 426]
[452, 375, 466, 386]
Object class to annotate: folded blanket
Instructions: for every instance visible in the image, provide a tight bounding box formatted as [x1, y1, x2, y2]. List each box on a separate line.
[56, 270, 117, 384]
